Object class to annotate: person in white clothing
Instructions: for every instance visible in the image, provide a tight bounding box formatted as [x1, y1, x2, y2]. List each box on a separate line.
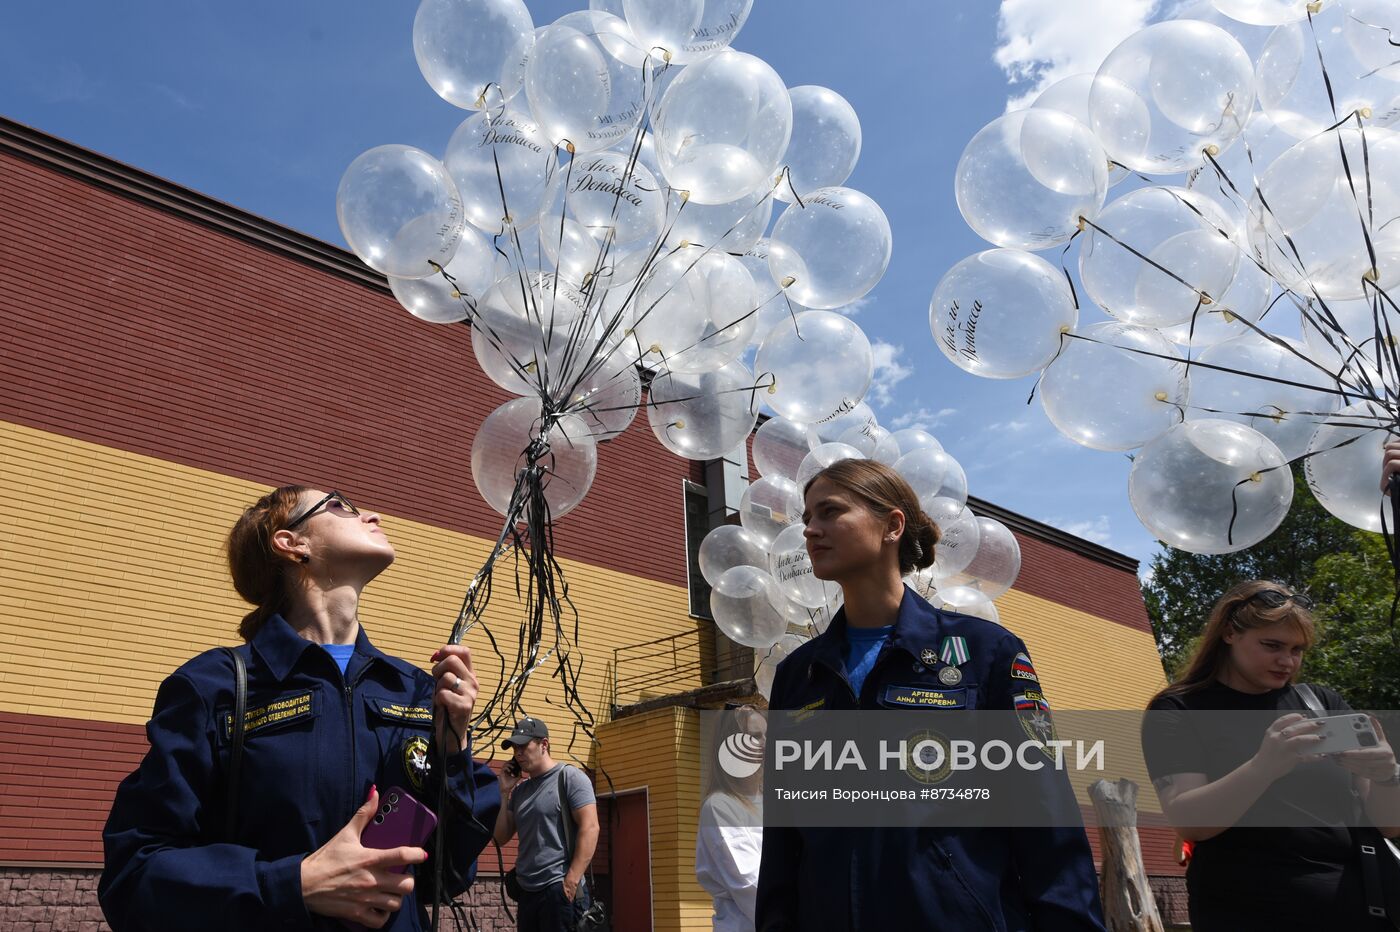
[696, 705, 765, 932]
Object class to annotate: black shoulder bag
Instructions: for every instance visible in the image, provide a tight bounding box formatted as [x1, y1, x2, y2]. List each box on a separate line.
[557, 766, 608, 932]
[221, 647, 248, 842]
[1295, 684, 1400, 928]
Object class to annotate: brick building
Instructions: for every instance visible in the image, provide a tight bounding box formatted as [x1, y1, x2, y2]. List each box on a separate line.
[0, 116, 1184, 930]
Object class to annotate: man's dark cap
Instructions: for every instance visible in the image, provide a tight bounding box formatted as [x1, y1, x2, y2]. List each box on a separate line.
[501, 716, 549, 749]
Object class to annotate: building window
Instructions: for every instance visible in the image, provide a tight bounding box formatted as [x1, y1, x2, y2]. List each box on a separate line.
[683, 480, 712, 618]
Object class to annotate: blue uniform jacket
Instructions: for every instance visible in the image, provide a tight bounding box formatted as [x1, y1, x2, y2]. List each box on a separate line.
[756, 587, 1107, 932]
[100, 615, 501, 932]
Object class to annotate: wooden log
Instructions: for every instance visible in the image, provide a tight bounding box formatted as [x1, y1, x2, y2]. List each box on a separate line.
[1090, 778, 1165, 932]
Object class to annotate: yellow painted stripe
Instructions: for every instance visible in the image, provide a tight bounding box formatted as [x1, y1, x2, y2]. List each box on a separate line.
[0, 419, 701, 734]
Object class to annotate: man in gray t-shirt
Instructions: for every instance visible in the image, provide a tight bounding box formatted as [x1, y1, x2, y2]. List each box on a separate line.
[494, 717, 599, 931]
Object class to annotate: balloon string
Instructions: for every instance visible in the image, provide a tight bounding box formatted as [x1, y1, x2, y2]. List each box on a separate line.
[1060, 331, 1366, 399]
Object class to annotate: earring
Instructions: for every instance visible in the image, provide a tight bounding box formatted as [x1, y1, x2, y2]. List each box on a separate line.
[299, 554, 310, 564]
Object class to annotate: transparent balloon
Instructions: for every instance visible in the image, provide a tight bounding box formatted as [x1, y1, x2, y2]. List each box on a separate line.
[542, 150, 665, 279]
[699, 523, 769, 586]
[567, 352, 641, 440]
[955, 108, 1109, 251]
[806, 401, 876, 449]
[1089, 21, 1254, 174]
[890, 428, 943, 459]
[839, 424, 900, 465]
[1040, 322, 1187, 451]
[756, 311, 873, 423]
[629, 246, 757, 373]
[739, 474, 803, 545]
[769, 523, 840, 608]
[413, 0, 535, 110]
[388, 225, 495, 323]
[527, 11, 647, 153]
[777, 86, 862, 203]
[924, 497, 981, 578]
[666, 186, 773, 253]
[1032, 73, 1129, 187]
[444, 108, 553, 236]
[755, 632, 808, 700]
[1128, 419, 1292, 553]
[624, 0, 753, 64]
[337, 145, 465, 279]
[894, 448, 968, 509]
[471, 398, 598, 520]
[1247, 126, 1400, 301]
[931, 249, 1078, 379]
[653, 50, 792, 204]
[1298, 292, 1399, 383]
[1187, 335, 1341, 461]
[471, 272, 590, 396]
[647, 360, 760, 459]
[931, 586, 1000, 624]
[1159, 255, 1274, 348]
[1080, 186, 1241, 328]
[1256, 2, 1400, 141]
[710, 565, 787, 648]
[1185, 108, 1294, 226]
[1304, 401, 1394, 532]
[905, 565, 940, 602]
[738, 239, 808, 345]
[937, 517, 1022, 600]
[796, 442, 864, 490]
[1209, 0, 1311, 26]
[752, 416, 814, 482]
[768, 187, 892, 309]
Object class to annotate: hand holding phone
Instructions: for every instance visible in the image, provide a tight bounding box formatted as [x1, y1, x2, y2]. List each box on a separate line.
[360, 786, 438, 875]
[1311, 712, 1380, 756]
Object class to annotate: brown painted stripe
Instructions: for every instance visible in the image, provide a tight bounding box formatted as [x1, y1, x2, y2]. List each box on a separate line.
[0, 146, 703, 589]
[1009, 531, 1152, 636]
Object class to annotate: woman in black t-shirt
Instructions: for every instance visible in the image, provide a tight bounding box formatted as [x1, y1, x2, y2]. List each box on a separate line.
[1143, 580, 1400, 932]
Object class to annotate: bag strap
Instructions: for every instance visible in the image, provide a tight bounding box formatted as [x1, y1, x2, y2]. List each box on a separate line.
[556, 765, 597, 890]
[1293, 683, 1325, 716]
[221, 646, 248, 842]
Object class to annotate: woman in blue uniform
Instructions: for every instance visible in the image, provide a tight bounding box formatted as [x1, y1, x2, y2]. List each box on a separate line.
[100, 486, 500, 931]
[755, 459, 1106, 931]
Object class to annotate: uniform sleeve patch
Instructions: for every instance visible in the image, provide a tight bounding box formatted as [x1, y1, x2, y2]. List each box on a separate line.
[368, 698, 434, 725]
[882, 685, 968, 709]
[222, 690, 314, 740]
[1010, 652, 1040, 683]
[1015, 689, 1058, 756]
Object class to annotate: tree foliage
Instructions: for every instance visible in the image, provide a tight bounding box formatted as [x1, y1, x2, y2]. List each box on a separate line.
[1142, 466, 1400, 707]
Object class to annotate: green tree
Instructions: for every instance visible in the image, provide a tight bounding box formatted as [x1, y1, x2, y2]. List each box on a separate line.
[1142, 466, 1400, 707]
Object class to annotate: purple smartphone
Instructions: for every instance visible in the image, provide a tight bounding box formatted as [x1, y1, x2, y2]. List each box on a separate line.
[361, 786, 438, 873]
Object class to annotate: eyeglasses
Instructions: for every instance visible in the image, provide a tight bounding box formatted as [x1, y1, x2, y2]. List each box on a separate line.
[1236, 589, 1315, 615]
[284, 491, 360, 530]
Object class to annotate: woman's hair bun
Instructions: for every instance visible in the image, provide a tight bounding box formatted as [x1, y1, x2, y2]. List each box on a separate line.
[901, 510, 941, 574]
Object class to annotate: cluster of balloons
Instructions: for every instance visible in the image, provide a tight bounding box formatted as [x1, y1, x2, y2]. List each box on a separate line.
[692, 407, 1024, 699]
[934, 0, 1400, 555]
[336, 0, 894, 525]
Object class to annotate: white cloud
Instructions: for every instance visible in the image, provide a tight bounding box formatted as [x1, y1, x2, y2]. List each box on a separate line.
[987, 417, 1033, 433]
[891, 406, 958, 431]
[867, 340, 913, 407]
[994, 0, 1159, 109]
[835, 296, 874, 317]
[1052, 514, 1113, 545]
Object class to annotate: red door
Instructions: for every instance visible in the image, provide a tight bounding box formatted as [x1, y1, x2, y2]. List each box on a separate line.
[593, 790, 652, 932]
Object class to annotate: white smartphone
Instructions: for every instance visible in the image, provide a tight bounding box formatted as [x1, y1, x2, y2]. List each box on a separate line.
[1310, 713, 1380, 756]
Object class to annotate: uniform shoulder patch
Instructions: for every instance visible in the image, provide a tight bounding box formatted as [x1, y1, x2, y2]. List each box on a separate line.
[1014, 689, 1057, 757]
[1010, 651, 1040, 683]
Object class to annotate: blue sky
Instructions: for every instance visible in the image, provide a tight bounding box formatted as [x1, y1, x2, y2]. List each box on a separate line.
[0, 0, 1172, 566]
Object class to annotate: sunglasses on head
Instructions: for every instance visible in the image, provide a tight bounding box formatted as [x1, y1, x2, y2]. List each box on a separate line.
[1236, 589, 1315, 615]
[284, 491, 360, 530]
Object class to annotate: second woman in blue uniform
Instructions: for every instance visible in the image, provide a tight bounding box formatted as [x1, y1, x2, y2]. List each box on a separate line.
[755, 459, 1106, 931]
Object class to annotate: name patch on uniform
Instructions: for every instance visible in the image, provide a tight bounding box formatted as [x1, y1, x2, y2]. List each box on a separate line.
[881, 685, 967, 709]
[369, 699, 434, 725]
[794, 698, 826, 722]
[1010, 652, 1039, 683]
[223, 690, 313, 740]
